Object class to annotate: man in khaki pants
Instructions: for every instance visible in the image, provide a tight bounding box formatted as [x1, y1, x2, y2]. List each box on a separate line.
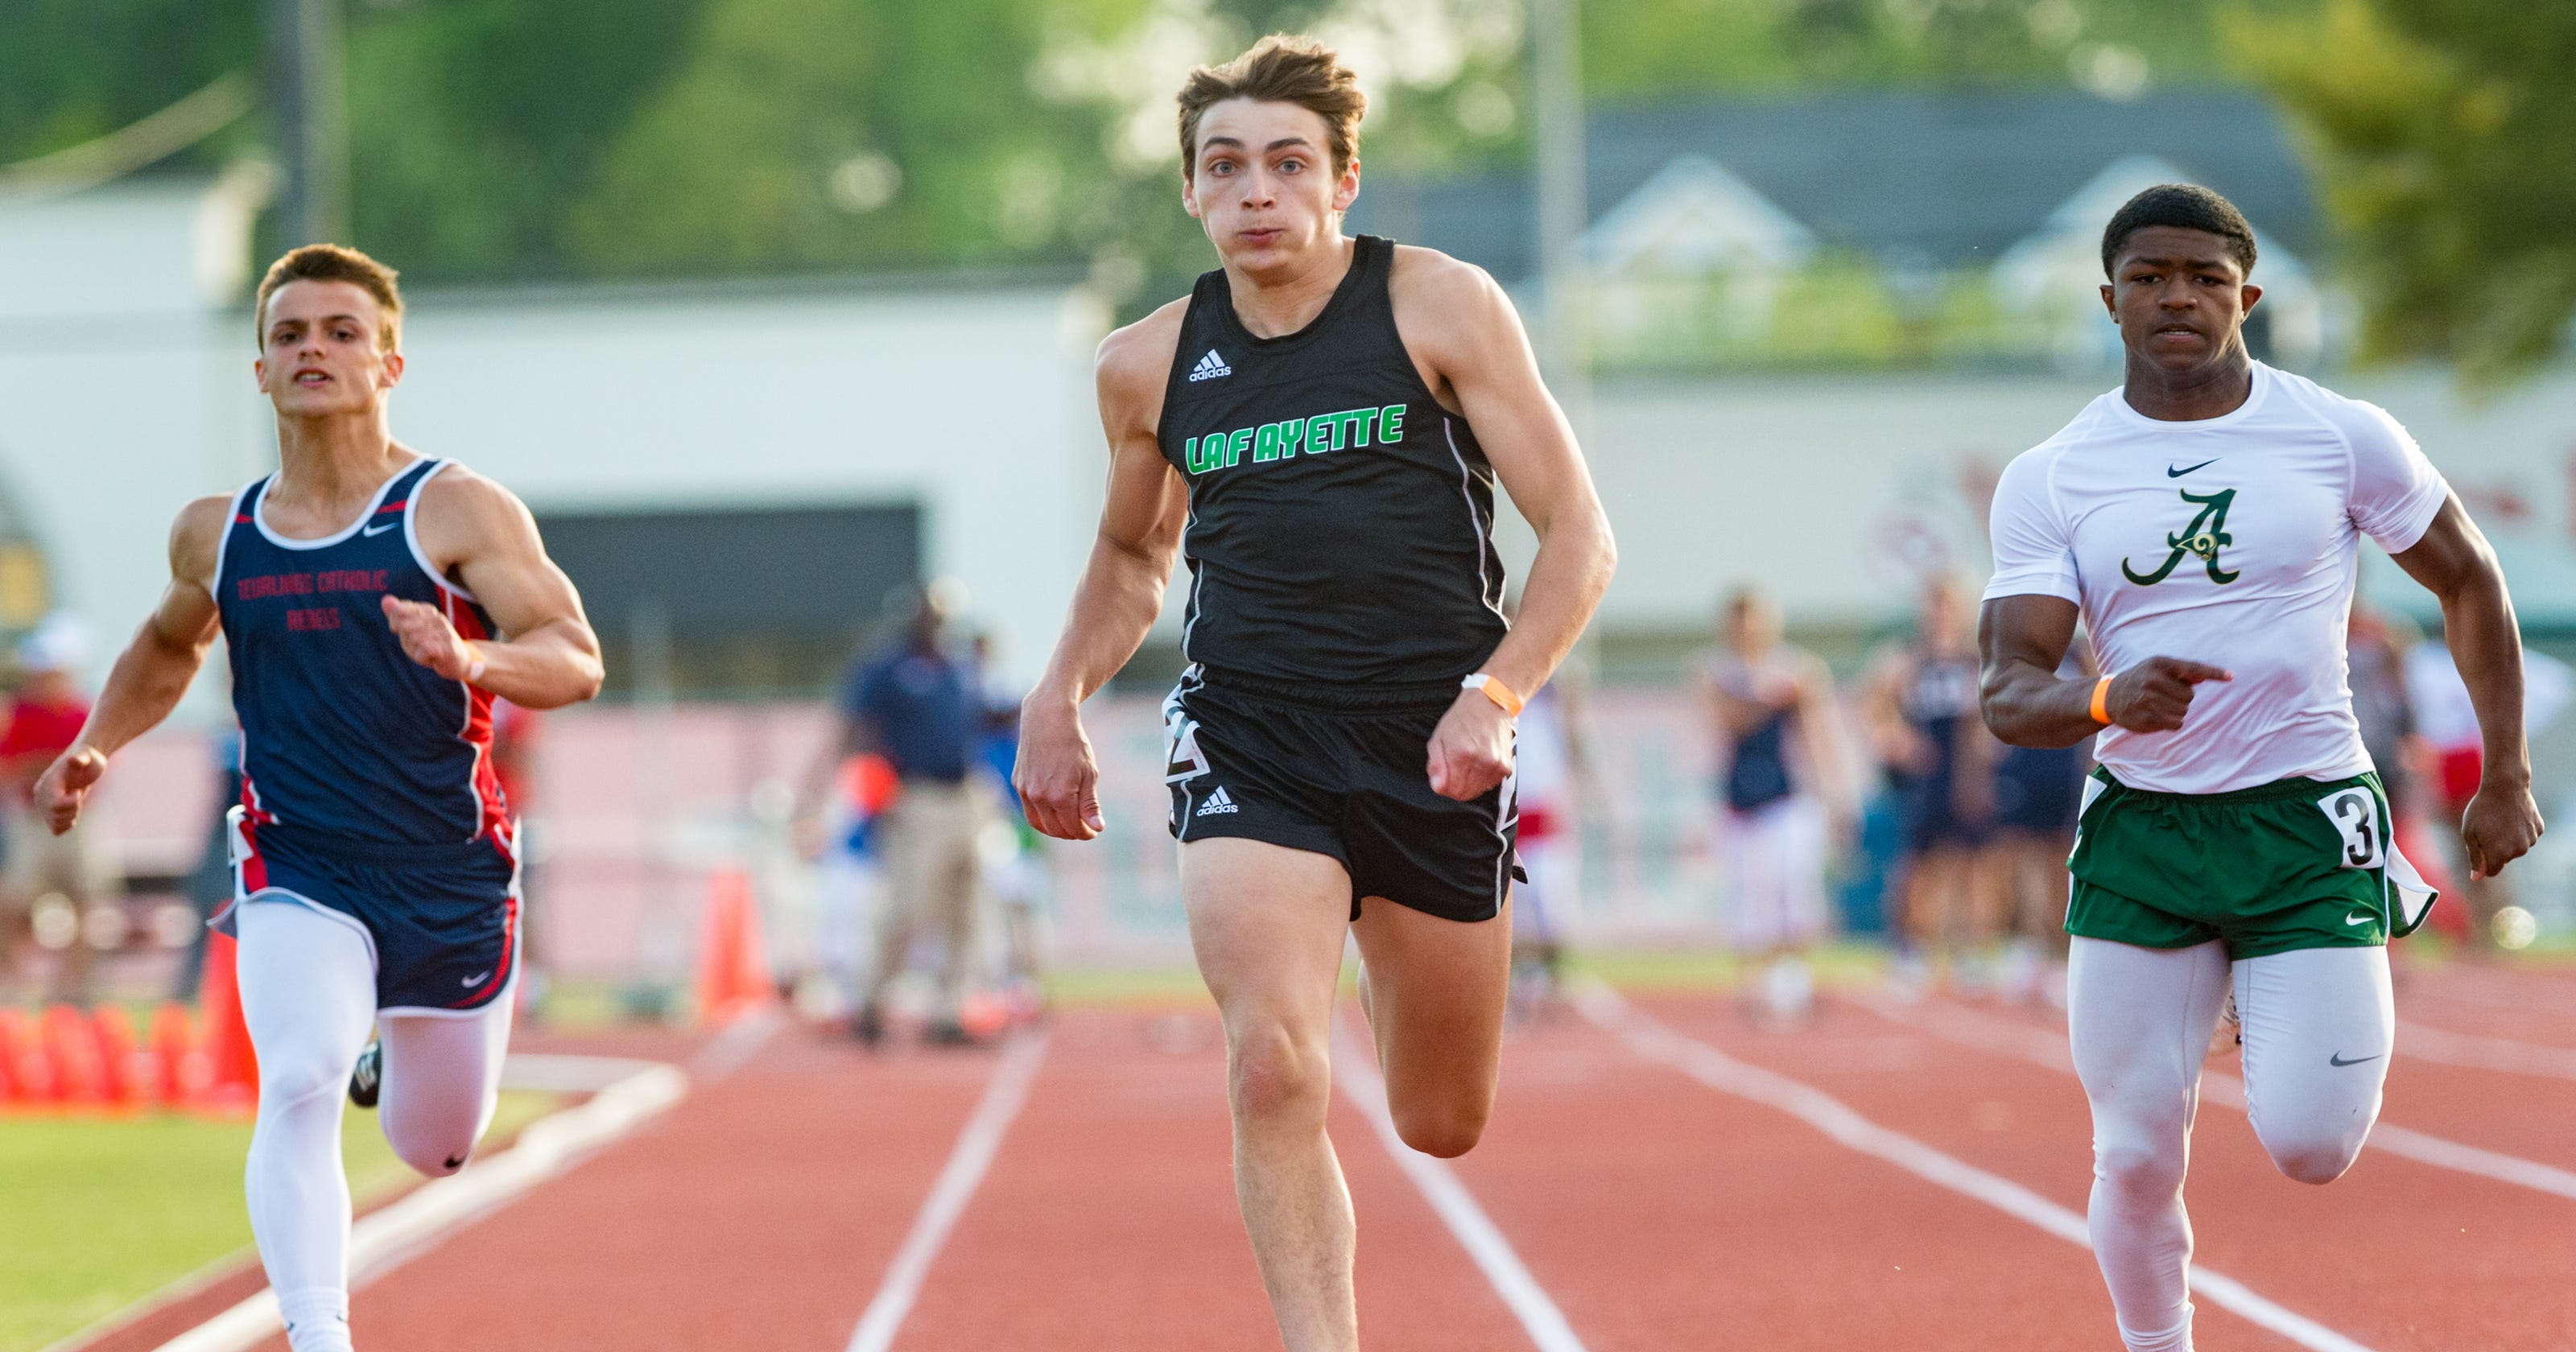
[800, 586, 991, 1045]
[0, 617, 117, 1006]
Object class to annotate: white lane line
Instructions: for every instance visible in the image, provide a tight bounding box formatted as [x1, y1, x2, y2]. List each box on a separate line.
[1576, 982, 2379, 1352]
[844, 1031, 1049, 1352]
[1844, 991, 2576, 1203]
[690, 1004, 787, 1082]
[149, 1055, 691, 1352]
[2397, 1022, 2576, 1081]
[1328, 1020, 1591, 1352]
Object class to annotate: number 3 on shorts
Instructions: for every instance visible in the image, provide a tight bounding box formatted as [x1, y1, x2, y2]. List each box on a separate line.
[2318, 787, 2385, 870]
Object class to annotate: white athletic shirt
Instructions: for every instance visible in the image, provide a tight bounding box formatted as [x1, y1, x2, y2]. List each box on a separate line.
[1984, 361, 2449, 794]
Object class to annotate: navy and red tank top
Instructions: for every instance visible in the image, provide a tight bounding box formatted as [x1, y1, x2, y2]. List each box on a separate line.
[1155, 234, 1510, 689]
[215, 457, 510, 848]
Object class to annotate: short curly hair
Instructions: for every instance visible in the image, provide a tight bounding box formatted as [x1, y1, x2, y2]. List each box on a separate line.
[1176, 35, 1366, 181]
[254, 243, 402, 351]
[2101, 183, 2256, 279]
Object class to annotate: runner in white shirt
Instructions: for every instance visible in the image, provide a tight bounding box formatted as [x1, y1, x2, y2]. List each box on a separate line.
[1977, 184, 2541, 1352]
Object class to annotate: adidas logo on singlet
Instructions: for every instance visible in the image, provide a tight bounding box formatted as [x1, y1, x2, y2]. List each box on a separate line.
[1195, 785, 1240, 816]
[1187, 348, 1232, 382]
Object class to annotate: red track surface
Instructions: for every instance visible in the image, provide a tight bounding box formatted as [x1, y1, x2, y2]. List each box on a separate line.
[88, 966, 2576, 1352]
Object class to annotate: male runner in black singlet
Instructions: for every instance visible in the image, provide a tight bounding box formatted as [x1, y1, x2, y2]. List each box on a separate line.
[1014, 38, 1616, 1351]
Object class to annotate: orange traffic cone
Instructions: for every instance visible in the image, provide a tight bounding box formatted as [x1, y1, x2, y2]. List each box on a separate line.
[151, 1002, 211, 1107]
[43, 1005, 106, 1104]
[0, 1007, 49, 1104]
[91, 1006, 161, 1108]
[694, 868, 774, 1025]
[195, 932, 257, 1115]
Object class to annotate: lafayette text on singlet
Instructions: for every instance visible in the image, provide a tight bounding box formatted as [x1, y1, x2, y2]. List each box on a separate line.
[1156, 235, 1510, 687]
[216, 457, 510, 847]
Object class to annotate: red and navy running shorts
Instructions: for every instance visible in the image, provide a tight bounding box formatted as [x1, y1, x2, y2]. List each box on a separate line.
[216, 807, 520, 1014]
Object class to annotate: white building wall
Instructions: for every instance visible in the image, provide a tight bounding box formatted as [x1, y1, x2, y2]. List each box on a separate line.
[394, 280, 1110, 682]
[0, 175, 271, 673]
[1576, 367, 2576, 633]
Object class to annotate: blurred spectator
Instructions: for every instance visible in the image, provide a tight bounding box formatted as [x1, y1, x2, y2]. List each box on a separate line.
[0, 616, 116, 1006]
[173, 720, 244, 1002]
[490, 699, 547, 1016]
[969, 632, 1046, 1023]
[799, 584, 989, 1045]
[1509, 672, 1586, 1016]
[2405, 635, 2571, 950]
[1703, 587, 1855, 1024]
[1986, 632, 2094, 1007]
[1864, 578, 2003, 996]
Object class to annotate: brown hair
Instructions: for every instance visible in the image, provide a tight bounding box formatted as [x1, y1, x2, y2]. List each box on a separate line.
[1176, 35, 1365, 181]
[254, 244, 402, 351]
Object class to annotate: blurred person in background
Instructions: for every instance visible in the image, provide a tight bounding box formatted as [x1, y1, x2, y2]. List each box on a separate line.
[0, 615, 115, 1006]
[2404, 632, 2570, 950]
[174, 718, 246, 1002]
[800, 751, 896, 1023]
[970, 631, 1046, 1022]
[1986, 629, 2095, 1007]
[1505, 669, 1585, 1016]
[799, 583, 989, 1046]
[1703, 587, 1854, 1024]
[489, 699, 545, 1016]
[1866, 575, 2003, 995]
[39, 244, 604, 1352]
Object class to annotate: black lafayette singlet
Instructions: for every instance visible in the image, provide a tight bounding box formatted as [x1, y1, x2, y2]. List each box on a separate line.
[1157, 235, 1510, 688]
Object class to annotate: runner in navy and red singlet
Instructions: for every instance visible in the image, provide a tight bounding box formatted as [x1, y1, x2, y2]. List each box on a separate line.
[35, 245, 601, 1352]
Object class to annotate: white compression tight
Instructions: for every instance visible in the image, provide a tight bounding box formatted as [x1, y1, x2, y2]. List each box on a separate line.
[2067, 937, 2393, 1352]
[235, 901, 514, 1352]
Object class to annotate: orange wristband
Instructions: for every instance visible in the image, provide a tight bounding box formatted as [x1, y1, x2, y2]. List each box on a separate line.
[2089, 674, 2114, 726]
[1463, 673, 1525, 717]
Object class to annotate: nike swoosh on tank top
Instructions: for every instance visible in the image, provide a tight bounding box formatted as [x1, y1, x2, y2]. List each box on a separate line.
[1156, 235, 1511, 689]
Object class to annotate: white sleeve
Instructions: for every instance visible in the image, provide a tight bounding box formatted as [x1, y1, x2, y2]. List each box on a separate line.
[2344, 400, 2448, 551]
[1982, 449, 2079, 604]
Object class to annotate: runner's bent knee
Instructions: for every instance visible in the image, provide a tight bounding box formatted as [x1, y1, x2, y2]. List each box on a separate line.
[1227, 1022, 1331, 1131]
[1383, 1082, 1487, 1158]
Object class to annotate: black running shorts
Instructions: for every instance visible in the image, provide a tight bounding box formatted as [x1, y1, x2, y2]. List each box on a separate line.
[1162, 669, 1521, 923]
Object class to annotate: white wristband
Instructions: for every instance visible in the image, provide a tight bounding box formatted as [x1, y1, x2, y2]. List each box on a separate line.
[463, 642, 488, 685]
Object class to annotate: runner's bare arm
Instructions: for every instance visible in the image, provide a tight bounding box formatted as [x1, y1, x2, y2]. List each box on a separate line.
[403, 468, 603, 710]
[35, 496, 230, 832]
[2388, 492, 2542, 876]
[1017, 304, 1191, 840]
[1979, 595, 2231, 747]
[1393, 249, 1616, 800]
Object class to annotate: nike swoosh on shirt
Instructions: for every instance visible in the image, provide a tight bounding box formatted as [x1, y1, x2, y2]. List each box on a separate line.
[460, 971, 492, 986]
[2165, 459, 2219, 477]
[2329, 1051, 2383, 1067]
[361, 521, 400, 537]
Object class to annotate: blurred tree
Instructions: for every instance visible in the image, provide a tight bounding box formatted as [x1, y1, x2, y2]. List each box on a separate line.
[0, 1, 258, 164]
[562, 0, 1145, 276]
[2238, 0, 2576, 379]
[345, 0, 707, 278]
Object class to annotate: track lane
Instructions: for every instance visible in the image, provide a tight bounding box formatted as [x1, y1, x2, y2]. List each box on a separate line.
[1431, 997, 2202, 1350]
[266, 1024, 999, 1352]
[1753, 990, 2576, 1351]
[890, 1004, 1533, 1350]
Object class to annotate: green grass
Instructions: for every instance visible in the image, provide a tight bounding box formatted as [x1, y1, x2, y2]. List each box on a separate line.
[0, 1090, 557, 1352]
